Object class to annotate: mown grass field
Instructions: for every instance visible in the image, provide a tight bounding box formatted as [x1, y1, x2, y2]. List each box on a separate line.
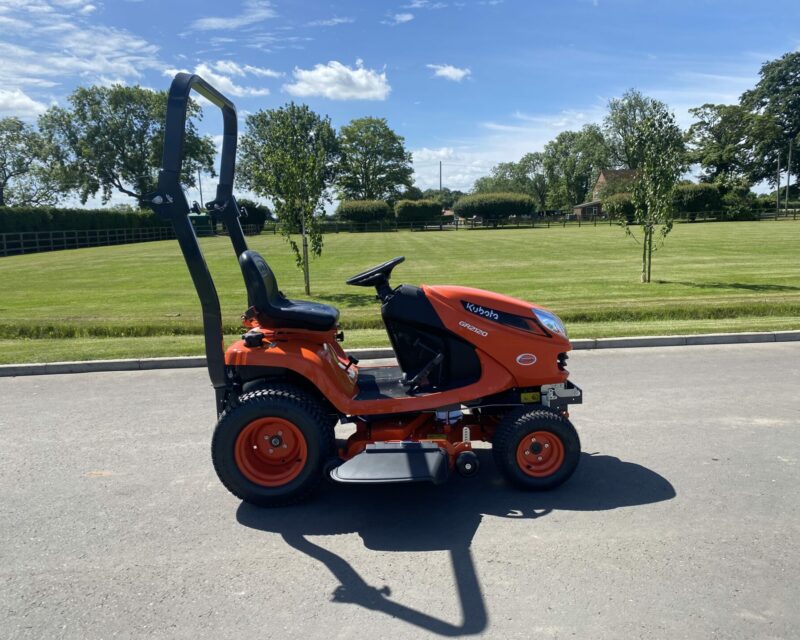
[1, 221, 799, 363]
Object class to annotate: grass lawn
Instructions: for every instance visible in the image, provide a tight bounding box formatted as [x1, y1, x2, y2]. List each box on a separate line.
[1, 220, 798, 364]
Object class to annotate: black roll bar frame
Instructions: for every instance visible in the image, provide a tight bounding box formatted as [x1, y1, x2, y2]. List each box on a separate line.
[146, 73, 250, 414]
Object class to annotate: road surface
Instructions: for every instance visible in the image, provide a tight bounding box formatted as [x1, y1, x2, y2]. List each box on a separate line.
[1, 343, 798, 639]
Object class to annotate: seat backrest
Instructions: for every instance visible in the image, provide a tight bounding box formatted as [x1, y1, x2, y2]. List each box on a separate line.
[239, 250, 281, 312]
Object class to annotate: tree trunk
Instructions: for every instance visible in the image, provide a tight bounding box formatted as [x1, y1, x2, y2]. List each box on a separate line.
[300, 214, 311, 295]
[646, 228, 653, 283]
[641, 227, 649, 283]
[785, 137, 794, 213]
[0, 185, 4, 207]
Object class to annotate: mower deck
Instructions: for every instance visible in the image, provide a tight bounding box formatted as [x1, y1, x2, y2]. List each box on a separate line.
[330, 441, 450, 484]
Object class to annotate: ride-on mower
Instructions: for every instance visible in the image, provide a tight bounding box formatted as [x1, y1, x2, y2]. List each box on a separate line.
[147, 73, 584, 506]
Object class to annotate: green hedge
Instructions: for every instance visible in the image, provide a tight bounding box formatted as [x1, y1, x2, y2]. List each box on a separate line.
[394, 199, 442, 223]
[453, 192, 534, 226]
[0, 206, 163, 233]
[673, 183, 722, 220]
[336, 200, 392, 222]
[236, 198, 272, 234]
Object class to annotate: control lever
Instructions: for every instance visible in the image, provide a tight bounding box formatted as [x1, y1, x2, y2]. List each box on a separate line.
[406, 352, 444, 389]
[344, 355, 359, 371]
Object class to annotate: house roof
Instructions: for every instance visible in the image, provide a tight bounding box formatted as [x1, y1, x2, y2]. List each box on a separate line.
[573, 200, 601, 208]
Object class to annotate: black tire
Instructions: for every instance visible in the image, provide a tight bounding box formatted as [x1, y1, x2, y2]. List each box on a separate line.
[211, 384, 335, 507]
[492, 407, 581, 490]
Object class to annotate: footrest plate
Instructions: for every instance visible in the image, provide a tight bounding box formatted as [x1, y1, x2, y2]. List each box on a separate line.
[331, 441, 449, 485]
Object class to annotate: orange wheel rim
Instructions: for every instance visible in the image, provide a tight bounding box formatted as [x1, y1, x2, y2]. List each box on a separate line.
[515, 431, 565, 478]
[234, 417, 308, 487]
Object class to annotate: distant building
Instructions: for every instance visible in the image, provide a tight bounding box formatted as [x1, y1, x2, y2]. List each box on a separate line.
[572, 169, 638, 219]
[592, 169, 638, 200]
[572, 200, 601, 220]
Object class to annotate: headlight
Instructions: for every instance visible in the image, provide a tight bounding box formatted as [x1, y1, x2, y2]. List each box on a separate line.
[532, 308, 568, 338]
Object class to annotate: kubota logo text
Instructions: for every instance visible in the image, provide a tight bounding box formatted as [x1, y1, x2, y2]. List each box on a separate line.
[464, 302, 499, 321]
[459, 320, 488, 337]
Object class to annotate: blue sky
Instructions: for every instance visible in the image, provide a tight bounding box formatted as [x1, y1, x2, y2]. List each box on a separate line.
[1, 0, 799, 200]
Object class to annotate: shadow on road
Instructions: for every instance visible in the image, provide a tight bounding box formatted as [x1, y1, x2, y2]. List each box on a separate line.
[237, 451, 675, 637]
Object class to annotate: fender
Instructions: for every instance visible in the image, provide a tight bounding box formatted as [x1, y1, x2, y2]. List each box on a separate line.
[225, 328, 515, 416]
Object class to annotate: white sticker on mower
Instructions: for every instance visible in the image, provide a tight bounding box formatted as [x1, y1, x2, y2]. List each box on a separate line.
[459, 320, 488, 337]
[516, 353, 537, 366]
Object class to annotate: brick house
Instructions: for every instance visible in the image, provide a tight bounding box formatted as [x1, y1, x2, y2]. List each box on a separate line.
[592, 169, 638, 200]
[573, 169, 638, 219]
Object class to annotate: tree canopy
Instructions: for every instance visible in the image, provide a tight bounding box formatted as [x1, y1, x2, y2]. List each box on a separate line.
[543, 125, 609, 209]
[473, 152, 548, 211]
[336, 117, 413, 201]
[38, 85, 215, 204]
[604, 89, 669, 170]
[686, 103, 752, 182]
[238, 102, 339, 294]
[740, 51, 800, 191]
[0, 117, 60, 207]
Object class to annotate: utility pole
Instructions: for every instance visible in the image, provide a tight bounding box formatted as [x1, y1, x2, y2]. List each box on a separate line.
[776, 153, 781, 213]
[439, 161, 442, 194]
[197, 169, 204, 208]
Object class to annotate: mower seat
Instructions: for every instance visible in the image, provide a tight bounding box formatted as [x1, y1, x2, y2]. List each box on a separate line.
[239, 250, 339, 331]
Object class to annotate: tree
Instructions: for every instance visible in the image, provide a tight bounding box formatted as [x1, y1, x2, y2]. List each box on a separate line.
[421, 187, 465, 209]
[518, 152, 549, 211]
[399, 185, 423, 201]
[0, 117, 60, 207]
[604, 89, 669, 170]
[38, 85, 215, 204]
[741, 52, 800, 204]
[336, 117, 413, 201]
[624, 108, 685, 283]
[542, 125, 609, 209]
[239, 103, 339, 295]
[472, 152, 548, 211]
[686, 104, 752, 183]
[236, 198, 273, 234]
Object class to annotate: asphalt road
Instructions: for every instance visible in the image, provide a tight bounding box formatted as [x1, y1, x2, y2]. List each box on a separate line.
[1, 343, 799, 640]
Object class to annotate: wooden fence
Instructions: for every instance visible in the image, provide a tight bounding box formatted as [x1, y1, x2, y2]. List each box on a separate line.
[0, 224, 262, 257]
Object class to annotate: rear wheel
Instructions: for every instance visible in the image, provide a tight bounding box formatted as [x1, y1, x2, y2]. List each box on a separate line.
[492, 407, 580, 490]
[212, 384, 335, 507]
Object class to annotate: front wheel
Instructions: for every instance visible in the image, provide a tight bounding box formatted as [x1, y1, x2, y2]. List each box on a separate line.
[492, 407, 580, 490]
[211, 385, 335, 507]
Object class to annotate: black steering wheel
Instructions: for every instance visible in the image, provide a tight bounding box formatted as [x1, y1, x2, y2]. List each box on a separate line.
[346, 256, 405, 293]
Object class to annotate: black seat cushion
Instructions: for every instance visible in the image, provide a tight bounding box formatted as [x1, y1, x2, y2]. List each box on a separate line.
[239, 250, 339, 331]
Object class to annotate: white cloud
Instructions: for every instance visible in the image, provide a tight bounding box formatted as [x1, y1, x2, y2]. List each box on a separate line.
[402, 1, 447, 8]
[191, 0, 276, 31]
[243, 64, 284, 79]
[427, 63, 471, 82]
[210, 60, 283, 79]
[385, 12, 414, 25]
[79, 3, 96, 14]
[164, 63, 270, 97]
[0, 88, 48, 118]
[283, 60, 390, 100]
[412, 146, 496, 191]
[306, 16, 355, 27]
[0, 8, 162, 92]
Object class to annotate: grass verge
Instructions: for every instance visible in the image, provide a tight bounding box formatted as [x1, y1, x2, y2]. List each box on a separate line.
[0, 221, 798, 363]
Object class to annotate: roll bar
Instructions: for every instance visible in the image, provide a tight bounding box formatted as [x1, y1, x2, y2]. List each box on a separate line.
[146, 73, 249, 413]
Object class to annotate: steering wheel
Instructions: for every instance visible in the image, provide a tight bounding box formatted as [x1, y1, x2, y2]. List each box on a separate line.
[346, 256, 405, 289]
